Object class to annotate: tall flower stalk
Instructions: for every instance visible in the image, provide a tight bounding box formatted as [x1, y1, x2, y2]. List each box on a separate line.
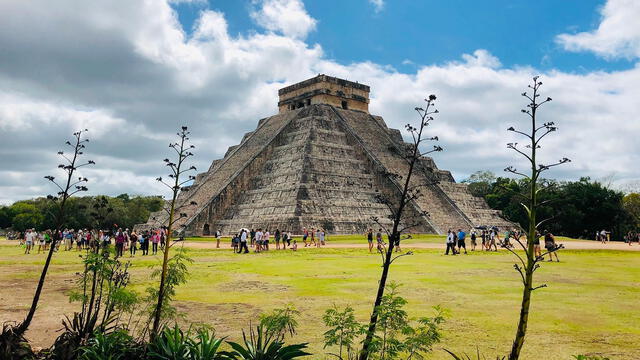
[150, 126, 197, 339]
[505, 77, 569, 359]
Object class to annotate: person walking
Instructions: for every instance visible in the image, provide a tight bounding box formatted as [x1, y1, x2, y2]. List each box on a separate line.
[239, 229, 249, 254]
[445, 229, 456, 255]
[457, 228, 467, 254]
[366, 229, 374, 253]
[215, 229, 221, 249]
[24, 229, 34, 254]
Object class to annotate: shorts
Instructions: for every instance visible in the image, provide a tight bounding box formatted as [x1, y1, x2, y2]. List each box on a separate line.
[458, 240, 466, 247]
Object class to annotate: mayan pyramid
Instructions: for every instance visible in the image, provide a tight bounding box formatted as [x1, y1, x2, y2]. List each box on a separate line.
[138, 75, 514, 235]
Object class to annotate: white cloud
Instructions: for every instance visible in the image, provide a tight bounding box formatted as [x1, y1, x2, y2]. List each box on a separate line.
[369, 0, 385, 13]
[250, 0, 317, 39]
[556, 0, 640, 59]
[0, 0, 638, 205]
[461, 49, 502, 68]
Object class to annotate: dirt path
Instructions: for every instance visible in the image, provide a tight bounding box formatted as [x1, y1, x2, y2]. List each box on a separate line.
[179, 239, 640, 251]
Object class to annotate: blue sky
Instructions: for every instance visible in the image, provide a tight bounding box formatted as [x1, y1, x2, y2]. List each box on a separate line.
[173, 0, 633, 73]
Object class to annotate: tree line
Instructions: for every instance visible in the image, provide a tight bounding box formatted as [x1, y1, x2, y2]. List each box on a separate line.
[463, 171, 640, 240]
[0, 194, 164, 232]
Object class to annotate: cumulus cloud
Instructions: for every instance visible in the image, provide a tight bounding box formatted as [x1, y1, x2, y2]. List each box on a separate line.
[369, 0, 385, 13]
[0, 0, 638, 204]
[556, 0, 640, 59]
[250, 0, 317, 39]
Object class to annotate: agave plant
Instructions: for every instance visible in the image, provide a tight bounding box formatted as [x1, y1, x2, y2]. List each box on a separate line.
[224, 325, 310, 360]
[79, 330, 141, 360]
[147, 324, 192, 360]
[187, 328, 226, 360]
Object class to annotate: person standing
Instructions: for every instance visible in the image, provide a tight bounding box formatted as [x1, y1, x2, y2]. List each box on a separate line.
[255, 228, 263, 253]
[239, 229, 249, 254]
[533, 231, 542, 260]
[302, 228, 309, 247]
[366, 229, 374, 253]
[264, 229, 270, 251]
[231, 233, 239, 253]
[129, 230, 137, 256]
[315, 228, 321, 248]
[142, 231, 150, 255]
[215, 229, 221, 249]
[489, 228, 498, 251]
[152, 230, 160, 255]
[376, 229, 384, 253]
[250, 229, 256, 248]
[544, 231, 559, 262]
[37, 231, 45, 254]
[457, 228, 467, 254]
[274, 229, 281, 250]
[470, 230, 477, 251]
[115, 229, 125, 258]
[319, 229, 326, 246]
[24, 229, 34, 254]
[445, 229, 456, 255]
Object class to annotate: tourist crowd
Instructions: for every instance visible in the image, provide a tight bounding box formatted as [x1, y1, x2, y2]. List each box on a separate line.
[229, 227, 327, 253]
[443, 227, 562, 261]
[12, 225, 637, 257]
[17, 228, 167, 257]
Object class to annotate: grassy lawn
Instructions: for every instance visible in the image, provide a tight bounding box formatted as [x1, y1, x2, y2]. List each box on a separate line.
[0, 239, 637, 359]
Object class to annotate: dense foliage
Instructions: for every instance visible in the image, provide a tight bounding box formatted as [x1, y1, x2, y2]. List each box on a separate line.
[0, 194, 163, 231]
[463, 171, 636, 239]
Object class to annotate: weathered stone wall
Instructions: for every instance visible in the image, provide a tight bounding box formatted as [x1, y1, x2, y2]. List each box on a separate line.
[278, 74, 369, 114]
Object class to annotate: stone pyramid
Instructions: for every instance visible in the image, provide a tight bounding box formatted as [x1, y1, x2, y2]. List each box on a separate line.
[138, 75, 514, 235]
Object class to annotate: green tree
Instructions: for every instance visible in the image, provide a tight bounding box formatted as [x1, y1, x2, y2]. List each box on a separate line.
[623, 193, 640, 228]
[462, 170, 496, 198]
[0, 206, 11, 229]
[8, 203, 43, 231]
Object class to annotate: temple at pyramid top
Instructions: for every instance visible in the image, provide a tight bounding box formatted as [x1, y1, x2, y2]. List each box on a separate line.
[278, 74, 370, 113]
